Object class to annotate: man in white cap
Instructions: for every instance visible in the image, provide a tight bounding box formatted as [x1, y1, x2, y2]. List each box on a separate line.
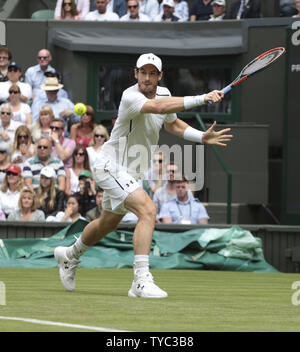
[54, 53, 233, 298]
[209, 0, 226, 20]
[154, 0, 181, 21]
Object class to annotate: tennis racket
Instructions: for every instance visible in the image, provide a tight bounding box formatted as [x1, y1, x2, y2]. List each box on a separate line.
[208, 47, 286, 104]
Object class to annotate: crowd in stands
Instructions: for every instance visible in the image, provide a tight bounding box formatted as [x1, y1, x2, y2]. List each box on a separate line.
[0, 0, 296, 224]
[49, 0, 297, 23]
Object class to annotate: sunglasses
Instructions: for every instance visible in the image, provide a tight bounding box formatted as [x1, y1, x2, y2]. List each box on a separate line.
[128, 5, 138, 8]
[9, 90, 20, 94]
[50, 126, 63, 130]
[63, 2, 72, 6]
[18, 135, 28, 139]
[0, 56, 8, 60]
[95, 134, 105, 138]
[168, 170, 176, 173]
[38, 145, 49, 150]
[7, 172, 18, 176]
[37, 56, 49, 60]
[75, 152, 85, 156]
[0, 150, 6, 154]
[154, 159, 163, 163]
[8, 67, 19, 72]
[1, 111, 11, 115]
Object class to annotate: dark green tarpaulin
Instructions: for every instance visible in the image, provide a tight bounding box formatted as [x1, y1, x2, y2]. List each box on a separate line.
[0, 220, 278, 272]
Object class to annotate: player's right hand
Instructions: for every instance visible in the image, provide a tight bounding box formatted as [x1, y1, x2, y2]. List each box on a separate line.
[204, 90, 224, 104]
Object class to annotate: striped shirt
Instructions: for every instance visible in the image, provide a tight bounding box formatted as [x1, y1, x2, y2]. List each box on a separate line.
[22, 155, 66, 189]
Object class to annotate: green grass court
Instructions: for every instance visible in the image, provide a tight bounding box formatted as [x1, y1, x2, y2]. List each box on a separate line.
[0, 268, 300, 332]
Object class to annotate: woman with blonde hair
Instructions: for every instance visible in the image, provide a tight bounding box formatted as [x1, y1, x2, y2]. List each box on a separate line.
[7, 187, 45, 221]
[0, 165, 24, 217]
[8, 84, 32, 126]
[70, 105, 97, 148]
[55, 0, 82, 20]
[35, 166, 65, 218]
[86, 124, 109, 171]
[10, 125, 37, 168]
[30, 105, 54, 144]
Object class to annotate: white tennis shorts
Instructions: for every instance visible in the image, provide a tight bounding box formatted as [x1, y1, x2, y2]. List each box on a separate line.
[94, 156, 141, 215]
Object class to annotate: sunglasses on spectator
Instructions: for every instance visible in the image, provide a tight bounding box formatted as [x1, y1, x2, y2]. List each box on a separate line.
[8, 67, 19, 72]
[1, 111, 11, 115]
[154, 159, 163, 163]
[9, 90, 20, 94]
[50, 126, 63, 130]
[75, 152, 85, 156]
[63, 2, 72, 6]
[7, 172, 18, 176]
[0, 150, 6, 154]
[0, 56, 8, 60]
[37, 56, 49, 60]
[38, 145, 49, 150]
[95, 134, 105, 138]
[18, 135, 28, 139]
[128, 5, 138, 8]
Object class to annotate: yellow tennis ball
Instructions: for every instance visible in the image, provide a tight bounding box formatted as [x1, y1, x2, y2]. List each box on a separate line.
[74, 103, 87, 116]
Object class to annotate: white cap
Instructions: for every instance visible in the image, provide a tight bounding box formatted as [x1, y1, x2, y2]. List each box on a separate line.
[162, 0, 175, 7]
[136, 53, 162, 72]
[212, 0, 226, 5]
[40, 166, 56, 178]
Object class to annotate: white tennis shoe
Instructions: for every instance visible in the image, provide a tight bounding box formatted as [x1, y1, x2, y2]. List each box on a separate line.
[128, 272, 168, 298]
[54, 246, 80, 292]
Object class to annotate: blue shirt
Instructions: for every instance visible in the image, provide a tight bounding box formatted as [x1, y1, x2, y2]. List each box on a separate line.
[25, 64, 56, 93]
[159, 195, 209, 224]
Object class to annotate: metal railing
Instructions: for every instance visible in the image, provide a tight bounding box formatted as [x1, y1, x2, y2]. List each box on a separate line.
[195, 113, 232, 224]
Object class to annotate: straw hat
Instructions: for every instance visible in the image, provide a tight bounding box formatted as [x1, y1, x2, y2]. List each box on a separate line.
[41, 77, 64, 91]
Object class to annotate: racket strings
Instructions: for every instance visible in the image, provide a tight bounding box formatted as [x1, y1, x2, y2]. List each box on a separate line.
[242, 49, 284, 76]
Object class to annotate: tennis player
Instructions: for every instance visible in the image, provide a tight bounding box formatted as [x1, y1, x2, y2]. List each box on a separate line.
[54, 53, 233, 298]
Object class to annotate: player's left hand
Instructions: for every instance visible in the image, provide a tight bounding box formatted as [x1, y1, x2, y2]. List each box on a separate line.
[202, 121, 233, 147]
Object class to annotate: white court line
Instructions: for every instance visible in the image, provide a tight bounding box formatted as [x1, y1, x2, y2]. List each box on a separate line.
[0, 316, 129, 332]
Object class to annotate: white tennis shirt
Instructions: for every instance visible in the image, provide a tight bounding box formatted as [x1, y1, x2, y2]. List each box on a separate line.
[97, 83, 177, 179]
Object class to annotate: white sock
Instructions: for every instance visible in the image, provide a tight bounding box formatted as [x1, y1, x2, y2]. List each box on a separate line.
[134, 255, 149, 277]
[66, 237, 89, 260]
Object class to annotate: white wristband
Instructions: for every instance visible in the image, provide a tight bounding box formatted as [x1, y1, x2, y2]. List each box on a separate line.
[183, 94, 206, 110]
[183, 126, 204, 144]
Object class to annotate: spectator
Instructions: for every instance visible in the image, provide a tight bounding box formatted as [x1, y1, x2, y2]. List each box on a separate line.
[280, 0, 297, 16]
[70, 105, 97, 148]
[8, 84, 32, 126]
[30, 105, 54, 144]
[0, 62, 32, 104]
[85, 187, 103, 221]
[226, 0, 261, 19]
[0, 142, 11, 184]
[7, 187, 45, 222]
[31, 77, 79, 133]
[159, 177, 209, 224]
[33, 71, 69, 104]
[25, 49, 56, 98]
[209, 0, 226, 20]
[86, 124, 109, 170]
[159, 0, 189, 21]
[293, 0, 300, 16]
[120, 0, 151, 21]
[153, 162, 180, 216]
[0, 103, 21, 144]
[10, 126, 37, 169]
[0, 47, 12, 82]
[55, 0, 90, 18]
[190, 0, 213, 21]
[74, 170, 97, 216]
[92, 0, 127, 17]
[138, 0, 159, 19]
[46, 194, 85, 222]
[84, 0, 120, 20]
[0, 165, 24, 218]
[23, 137, 66, 192]
[154, 0, 181, 21]
[35, 166, 65, 218]
[50, 118, 76, 169]
[65, 145, 92, 195]
[145, 151, 167, 198]
[54, 0, 82, 19]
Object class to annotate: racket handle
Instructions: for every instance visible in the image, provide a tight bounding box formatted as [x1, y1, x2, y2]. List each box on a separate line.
[208, 84, 232, 105]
